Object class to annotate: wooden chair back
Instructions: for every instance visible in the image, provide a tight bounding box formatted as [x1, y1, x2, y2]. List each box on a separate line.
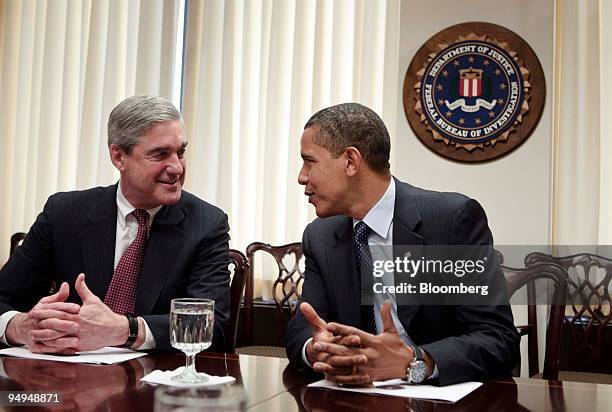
[9, 232, 26, 256]
[242, 242, 304, 346]
[502, 260, 568, 379]
[227, 248, 249, 353]
[525, 252, 612, 375]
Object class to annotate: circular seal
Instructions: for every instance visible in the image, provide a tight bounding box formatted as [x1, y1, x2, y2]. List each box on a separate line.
[404, 22, 545, 162]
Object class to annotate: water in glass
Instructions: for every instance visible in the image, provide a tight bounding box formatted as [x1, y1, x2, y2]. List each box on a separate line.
[169, 298, 214, 383]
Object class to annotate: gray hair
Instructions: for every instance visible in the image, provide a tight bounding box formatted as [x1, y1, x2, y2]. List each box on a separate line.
[107, 95, 182, 153]
[304, 103, 390, 173]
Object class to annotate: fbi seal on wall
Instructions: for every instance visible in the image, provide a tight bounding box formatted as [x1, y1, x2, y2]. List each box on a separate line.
[403, 22, 545, 162]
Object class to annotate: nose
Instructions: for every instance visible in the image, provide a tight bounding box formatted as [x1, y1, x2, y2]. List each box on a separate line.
[166, 153, 184, 176]
[297, 165, 308, 186]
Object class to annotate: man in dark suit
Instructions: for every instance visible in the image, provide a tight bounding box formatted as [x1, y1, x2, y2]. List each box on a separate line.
[0, 95, 229, 353]
[285, 103, 519, 386]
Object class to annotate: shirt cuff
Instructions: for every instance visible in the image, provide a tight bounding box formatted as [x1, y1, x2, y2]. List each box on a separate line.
[0, 311, 21, 345]
[301, 337, 314, 368]
[134, 318, 156, 350]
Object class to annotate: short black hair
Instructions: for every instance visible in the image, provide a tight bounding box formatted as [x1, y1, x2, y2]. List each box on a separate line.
[304, 103, 390, 173]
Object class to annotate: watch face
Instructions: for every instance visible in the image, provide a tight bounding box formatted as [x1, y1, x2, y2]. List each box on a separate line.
[409, 360, 429, 383]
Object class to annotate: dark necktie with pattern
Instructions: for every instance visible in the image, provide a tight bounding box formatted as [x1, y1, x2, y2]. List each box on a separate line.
[354, 221, 377, 334]
[104, 209, 149, 315]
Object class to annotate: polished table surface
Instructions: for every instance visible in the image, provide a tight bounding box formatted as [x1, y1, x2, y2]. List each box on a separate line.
[1, 351, 611, 411]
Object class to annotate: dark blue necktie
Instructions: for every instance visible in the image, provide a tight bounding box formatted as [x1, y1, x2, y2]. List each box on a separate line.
[354, 221, 377, 334]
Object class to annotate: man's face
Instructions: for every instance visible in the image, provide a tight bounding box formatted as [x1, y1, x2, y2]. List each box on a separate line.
[111, 120, 187, 209]
[298, 127, 349, 218]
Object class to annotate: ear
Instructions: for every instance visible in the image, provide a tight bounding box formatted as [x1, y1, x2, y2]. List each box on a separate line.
[345, 147, 362, 177]
[109, 144, 127, 172]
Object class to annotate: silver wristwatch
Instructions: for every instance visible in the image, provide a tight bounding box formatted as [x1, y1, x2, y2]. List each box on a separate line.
[407, 346, 429, 383]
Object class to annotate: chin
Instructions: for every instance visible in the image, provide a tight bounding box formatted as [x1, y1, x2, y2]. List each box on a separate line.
[314, 207, 333, 218]
[158, 189, 182, 205]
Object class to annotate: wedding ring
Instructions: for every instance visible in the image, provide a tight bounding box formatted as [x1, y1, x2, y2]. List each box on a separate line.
[352, 365, 358, 375]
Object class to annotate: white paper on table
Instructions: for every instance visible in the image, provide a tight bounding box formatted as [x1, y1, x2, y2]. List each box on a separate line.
[0, 346, 146, 364]
[141, 366, 236, 388]
[308, 378, 482, 403]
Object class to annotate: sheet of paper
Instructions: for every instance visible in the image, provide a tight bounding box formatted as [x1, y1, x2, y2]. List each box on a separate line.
[308, 378, 482, 403]
[0, 346, 146, 364]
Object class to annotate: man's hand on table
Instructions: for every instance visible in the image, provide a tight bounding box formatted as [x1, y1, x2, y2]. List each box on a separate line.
[301, 302, 365, 383]
[5, 281, 81, 354]
[311, 302, 435, 386]
[5, 273, 141, 353]
[72, 273, 134, 351]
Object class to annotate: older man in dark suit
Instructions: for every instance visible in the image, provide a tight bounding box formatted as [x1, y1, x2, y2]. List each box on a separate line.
[0, 95, 230, 353]
[285, 103, 519, 386]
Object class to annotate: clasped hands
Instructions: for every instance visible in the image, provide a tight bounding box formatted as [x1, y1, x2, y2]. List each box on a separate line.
[6, 273, 130, 354]
[302, 301, 414, 386]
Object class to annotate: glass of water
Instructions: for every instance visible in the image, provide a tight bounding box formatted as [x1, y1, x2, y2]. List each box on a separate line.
[170, 298, 214, 383]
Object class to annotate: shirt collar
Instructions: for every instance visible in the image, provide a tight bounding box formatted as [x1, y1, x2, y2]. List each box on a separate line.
[353, 178, 395, 238]
[116, 182, 163, 228]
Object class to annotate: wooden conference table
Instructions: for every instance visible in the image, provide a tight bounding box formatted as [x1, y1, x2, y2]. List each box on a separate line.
[0, 351, 611, 411]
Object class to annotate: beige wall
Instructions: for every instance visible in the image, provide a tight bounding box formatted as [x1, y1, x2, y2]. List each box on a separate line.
[393, 0, 554, 247]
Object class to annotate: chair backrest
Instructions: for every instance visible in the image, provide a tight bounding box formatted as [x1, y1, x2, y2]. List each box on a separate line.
[10, 232, 26, 256]
[525, 252, 612, 374]
[242, 242, 304, 346]
[501, 261, 568, 379]
[227, 248, 249, 353]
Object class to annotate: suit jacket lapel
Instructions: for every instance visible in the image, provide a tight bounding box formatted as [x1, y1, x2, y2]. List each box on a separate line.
[136, 203, 186, 314]
[325, 217, 361, 328]
[80, 185, 118, 301]
[393, 178, 424, 327]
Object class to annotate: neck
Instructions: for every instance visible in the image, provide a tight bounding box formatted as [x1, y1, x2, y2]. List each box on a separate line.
[346, 172, 391, 220]
[119, 180, 153, 210]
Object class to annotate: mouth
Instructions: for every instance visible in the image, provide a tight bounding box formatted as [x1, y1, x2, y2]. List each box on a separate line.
[304, 191, 315, 202]
[159, 178, 181, 187]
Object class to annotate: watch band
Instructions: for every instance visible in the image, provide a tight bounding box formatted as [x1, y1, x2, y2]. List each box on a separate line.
[122, 315, 138, 348]
[412, 345, 424, 361]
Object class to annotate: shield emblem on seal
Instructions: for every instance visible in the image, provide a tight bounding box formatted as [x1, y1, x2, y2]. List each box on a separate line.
[459, 68, 483, 98]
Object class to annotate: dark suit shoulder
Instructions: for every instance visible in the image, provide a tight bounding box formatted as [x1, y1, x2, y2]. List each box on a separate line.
[48, 185, 115, 206]
[395, 179, 482, 218]
[180, 190, 225, 214]
[303, 215, 351, 245]
[41, 185, 116, 228]
[394, 178, 489, 244]
[397, 180, 471, 207]
[177, 190, 226, 217]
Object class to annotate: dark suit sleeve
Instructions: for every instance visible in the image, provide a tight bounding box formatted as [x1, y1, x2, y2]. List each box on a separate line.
[0, 197, 56, 316]
[285, 224, 329, 370]
[141, 211, 231, 352]
[420, 198, 520, 385]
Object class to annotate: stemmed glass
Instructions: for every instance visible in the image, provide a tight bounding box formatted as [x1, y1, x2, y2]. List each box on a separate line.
[170, 298, 215, 383]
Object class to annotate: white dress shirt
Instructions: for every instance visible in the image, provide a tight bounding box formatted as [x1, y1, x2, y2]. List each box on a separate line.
[0, 183, 160, 349]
